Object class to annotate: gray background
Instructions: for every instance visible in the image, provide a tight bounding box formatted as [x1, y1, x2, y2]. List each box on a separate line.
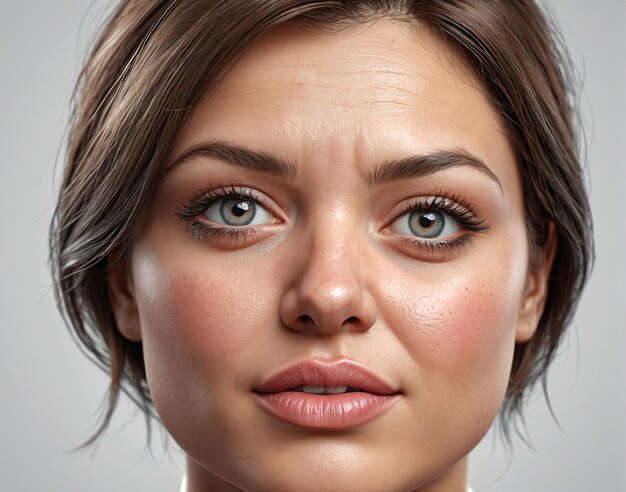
[1, 1, 624, 491]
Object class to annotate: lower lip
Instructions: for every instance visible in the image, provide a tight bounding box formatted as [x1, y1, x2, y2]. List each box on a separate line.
[255, 391, 399, 429]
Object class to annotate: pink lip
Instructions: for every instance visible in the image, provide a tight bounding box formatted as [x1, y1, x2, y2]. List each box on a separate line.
[253, 358, 401, 429]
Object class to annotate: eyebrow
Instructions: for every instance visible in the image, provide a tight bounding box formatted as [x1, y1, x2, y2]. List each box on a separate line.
[165, 142, 502, 190]
[165, 141, 298, 180]
[365, 150, 502, 189]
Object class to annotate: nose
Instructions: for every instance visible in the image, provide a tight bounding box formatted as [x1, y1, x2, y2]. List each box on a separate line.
[279, 234, 378, 335]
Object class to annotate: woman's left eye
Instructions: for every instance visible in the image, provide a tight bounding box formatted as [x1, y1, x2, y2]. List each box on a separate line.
[390, 208, 460, 240]
[204, 197, 274, 226]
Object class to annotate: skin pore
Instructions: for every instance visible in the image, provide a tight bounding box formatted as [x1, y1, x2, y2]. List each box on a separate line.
[109, 18, 555, 492]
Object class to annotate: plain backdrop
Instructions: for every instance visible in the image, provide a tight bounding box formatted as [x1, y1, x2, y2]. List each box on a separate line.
[1, 1, 624, 491]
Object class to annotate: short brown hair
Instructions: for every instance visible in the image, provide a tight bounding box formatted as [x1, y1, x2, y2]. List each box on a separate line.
[50, 0, 593, 448]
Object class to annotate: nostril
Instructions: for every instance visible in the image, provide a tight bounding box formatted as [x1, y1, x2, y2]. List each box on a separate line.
[297, 314, 313, 325]
[345, 316, 358, 325]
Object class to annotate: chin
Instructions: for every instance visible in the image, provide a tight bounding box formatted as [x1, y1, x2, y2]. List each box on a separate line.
[216, 435, 470, 492]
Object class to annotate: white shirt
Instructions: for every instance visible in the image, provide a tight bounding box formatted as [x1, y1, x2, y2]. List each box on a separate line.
[180, 476, 474, 491]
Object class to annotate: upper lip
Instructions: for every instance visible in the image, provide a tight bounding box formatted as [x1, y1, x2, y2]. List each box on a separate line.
[254, 358, 399, 395]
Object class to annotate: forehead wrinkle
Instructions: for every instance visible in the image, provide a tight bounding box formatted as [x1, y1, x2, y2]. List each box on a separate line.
[359, 107, 411, 138]
[218, 79, 418, 112]
[189, 20, 512, 181]
[222, 64, 418, 89]
[223, 32, 419, 86]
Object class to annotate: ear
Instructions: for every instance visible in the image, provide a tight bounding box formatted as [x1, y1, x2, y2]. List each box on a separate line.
[515, 222, 558, 343]
[107, 254, 142, 342]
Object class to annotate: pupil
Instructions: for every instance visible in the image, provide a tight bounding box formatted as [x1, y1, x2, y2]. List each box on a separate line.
[419, 213, 436, 228]
[408, 210, 445, 238]
[232, 202, 249, 217]
[220, 198, 255, 226]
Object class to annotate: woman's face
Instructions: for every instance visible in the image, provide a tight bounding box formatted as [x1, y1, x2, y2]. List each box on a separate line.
[112, 19, 550, 491]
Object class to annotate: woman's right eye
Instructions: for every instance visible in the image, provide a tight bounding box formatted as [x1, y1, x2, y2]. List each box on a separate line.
[203, 197, 275, 227]
[176, 186, 283, 245]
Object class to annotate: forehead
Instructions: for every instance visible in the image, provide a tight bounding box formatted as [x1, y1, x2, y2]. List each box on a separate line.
[170, 18, 517, 196]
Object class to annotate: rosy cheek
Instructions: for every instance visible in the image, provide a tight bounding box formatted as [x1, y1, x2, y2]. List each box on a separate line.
[131, 250, 271, 387]
[382, 269, 522, 375]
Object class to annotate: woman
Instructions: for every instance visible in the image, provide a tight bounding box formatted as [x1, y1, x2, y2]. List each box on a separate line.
[50, 1, 593, 490]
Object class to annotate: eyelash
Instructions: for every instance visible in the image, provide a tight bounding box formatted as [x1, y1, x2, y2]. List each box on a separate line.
[388, 192, 489, 258]
[176, 185, 268, 241]
[176, 186, 489, 256]
[393, 193, 487, 232]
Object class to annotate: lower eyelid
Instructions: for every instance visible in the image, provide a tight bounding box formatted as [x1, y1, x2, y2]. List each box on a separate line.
[395, 235, 476, 260]
[185, 222, 269, 246]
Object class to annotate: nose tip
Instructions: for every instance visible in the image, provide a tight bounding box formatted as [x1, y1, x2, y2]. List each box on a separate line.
[279, 250, 378, 335]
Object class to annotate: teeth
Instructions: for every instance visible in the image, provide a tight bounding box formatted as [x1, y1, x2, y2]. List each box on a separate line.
[302, 385, 349, 395]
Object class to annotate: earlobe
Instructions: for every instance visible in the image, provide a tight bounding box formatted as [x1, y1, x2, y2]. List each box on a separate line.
[107, 254, 142, 342]
[515, 222, 558, 343]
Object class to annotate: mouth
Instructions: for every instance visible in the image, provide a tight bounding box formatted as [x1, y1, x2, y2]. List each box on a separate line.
[253, 358, 401, 429]
[287, 385, 363, 394]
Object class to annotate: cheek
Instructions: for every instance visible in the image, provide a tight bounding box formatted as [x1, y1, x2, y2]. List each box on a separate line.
[376, 258, 528, 454]
[130, 248, 274, 417]
[381, 261, 526, 393]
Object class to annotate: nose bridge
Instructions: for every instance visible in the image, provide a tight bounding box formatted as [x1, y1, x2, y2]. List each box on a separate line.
[307, 230, 360, 301]
[280, 216, 377, 335]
